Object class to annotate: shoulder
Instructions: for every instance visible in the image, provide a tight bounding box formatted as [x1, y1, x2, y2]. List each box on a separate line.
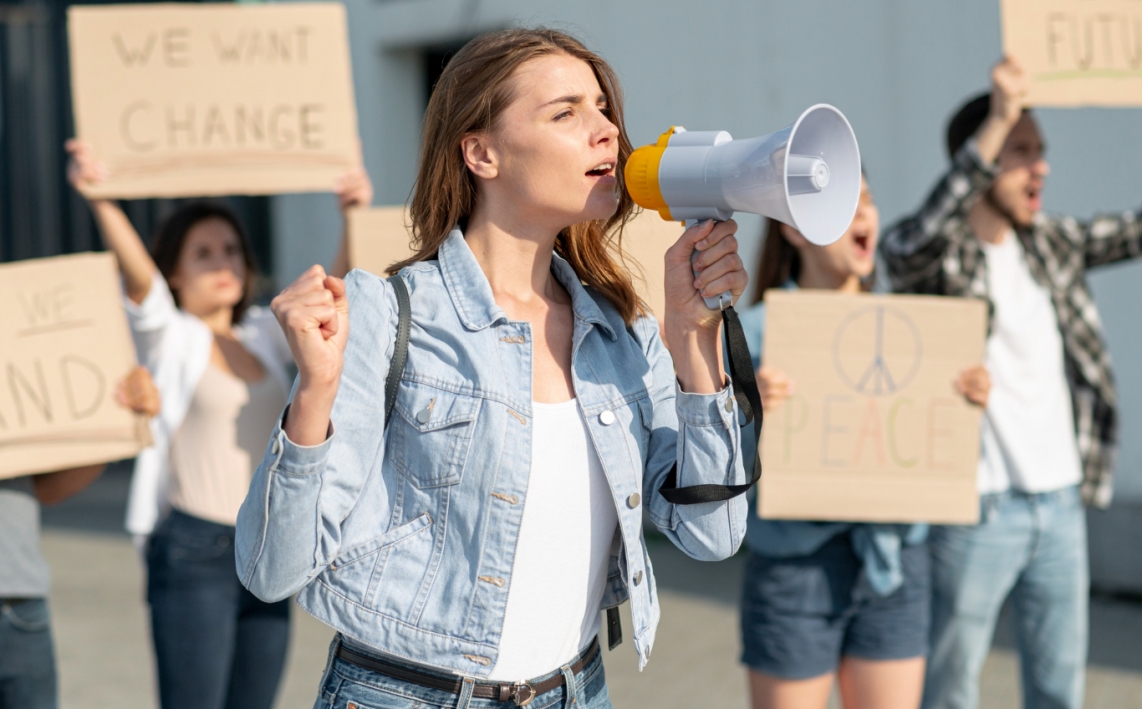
[1041, 212, 1083, 242]
[351, 262, 444, 302]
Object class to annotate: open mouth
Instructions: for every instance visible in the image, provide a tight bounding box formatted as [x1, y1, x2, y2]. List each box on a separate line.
[586, 161, 615, 178]
[851, 233, 872, 258]
[1026, 186, 1042, 209]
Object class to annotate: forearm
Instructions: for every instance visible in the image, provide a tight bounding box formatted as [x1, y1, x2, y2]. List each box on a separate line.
[330, 225, 350, 279]
[664, 324, 725, 394]
[645, 384, 747, 561]
[90, 200, 157, 304]
[881, 139, 998, 289]
[33, 464, 106, 505]
[637, 317, 747, 560]
[283, 383, 338, 446]
[236, 428, 333, 602]
[975, 116, 1016, 166]
[1082, 208, 1142, 268]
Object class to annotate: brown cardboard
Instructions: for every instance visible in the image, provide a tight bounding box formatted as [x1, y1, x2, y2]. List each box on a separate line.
[347, 207, 681, 322]
[758, 290, 987, 524]
[1001, 0, 1142, 106]
[346, 206, 413, 278]
[0, 253, 151, 479]
[68, 3, 360, 198]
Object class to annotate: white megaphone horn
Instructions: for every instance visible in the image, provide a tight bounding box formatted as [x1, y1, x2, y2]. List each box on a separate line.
[625, 104, 861, 310]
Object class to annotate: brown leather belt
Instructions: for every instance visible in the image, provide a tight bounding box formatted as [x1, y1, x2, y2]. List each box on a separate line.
[336, 636, 600, 707]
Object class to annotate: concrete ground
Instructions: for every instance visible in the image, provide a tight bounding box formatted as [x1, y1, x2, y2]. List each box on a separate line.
[39, 466, 1142, 709]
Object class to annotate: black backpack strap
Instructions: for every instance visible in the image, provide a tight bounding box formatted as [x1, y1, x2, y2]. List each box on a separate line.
[658, 303, 762, 504]
[383, 274, 411, 430]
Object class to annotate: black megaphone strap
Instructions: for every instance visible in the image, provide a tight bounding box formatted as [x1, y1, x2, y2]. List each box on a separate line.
[658, 304, 762, 504]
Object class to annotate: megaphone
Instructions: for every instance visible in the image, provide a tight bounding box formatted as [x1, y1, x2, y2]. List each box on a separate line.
[625, 104, 861, 309]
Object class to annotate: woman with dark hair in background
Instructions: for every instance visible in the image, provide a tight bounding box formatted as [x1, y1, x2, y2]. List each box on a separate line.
[237, 27, 750, 709]
[736, 176, 991, 709]
[65, 139, 372, 709]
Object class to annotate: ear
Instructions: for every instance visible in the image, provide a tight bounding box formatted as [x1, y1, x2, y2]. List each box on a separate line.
[778, 222, 810, 249]
[460, 132, 499, 180]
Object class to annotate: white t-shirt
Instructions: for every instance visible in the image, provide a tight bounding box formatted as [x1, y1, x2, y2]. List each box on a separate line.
[977, 233, 1082, 494]
[489, 399, 618, 681]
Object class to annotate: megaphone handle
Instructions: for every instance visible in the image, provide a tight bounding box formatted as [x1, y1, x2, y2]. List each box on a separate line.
[685, 219, 733, 311]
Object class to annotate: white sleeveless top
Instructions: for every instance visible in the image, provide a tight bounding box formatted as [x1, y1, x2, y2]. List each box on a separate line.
[488, 399, 618, 681]
[168, 365, 287, 526]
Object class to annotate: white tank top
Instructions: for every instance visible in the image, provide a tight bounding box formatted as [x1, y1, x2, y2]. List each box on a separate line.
[488, 398, 618, 681]
[976, 234, 1082, 494]
[168, 365, 287, 526]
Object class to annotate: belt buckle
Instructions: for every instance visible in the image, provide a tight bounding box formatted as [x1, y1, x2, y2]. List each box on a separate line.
[512, 681, 536, 707]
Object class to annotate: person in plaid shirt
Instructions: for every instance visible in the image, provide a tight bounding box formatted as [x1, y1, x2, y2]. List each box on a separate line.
[881, 57, 1142, 709]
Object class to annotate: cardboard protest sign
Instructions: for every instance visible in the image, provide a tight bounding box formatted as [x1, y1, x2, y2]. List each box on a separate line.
[346, 206, 413, 279]
[347, 207, 680, 321]
[758, 291, 987, 524]
[1001, 0, 1142, 106]
[0, 253, 151, 479]
[68, 3, 360, 198]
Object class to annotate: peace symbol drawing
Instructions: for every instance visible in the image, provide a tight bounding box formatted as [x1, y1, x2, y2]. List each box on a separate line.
[831, 305, 922, 396]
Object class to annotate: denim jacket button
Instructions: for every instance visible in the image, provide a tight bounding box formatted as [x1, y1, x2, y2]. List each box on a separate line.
[627, 493, 640, 509]
[416, 407, 432, 424]
[724, 397, 733, 413]
[633, 570, 643, 586]
[599, 410, 616, 426]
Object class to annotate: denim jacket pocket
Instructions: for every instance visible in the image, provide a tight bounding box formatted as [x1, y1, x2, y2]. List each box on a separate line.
[389, 380, 482, 488]
[328, 513, 434, 606]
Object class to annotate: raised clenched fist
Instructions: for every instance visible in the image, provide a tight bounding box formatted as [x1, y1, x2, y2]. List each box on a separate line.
[271, 264, 350, 392]
[990, 56, 1030, 128]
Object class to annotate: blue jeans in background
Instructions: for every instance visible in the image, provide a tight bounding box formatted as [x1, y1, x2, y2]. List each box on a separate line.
[147, 510, 291, 709]
[922, 486, 1088, 709]
[0, 598, 56, 709]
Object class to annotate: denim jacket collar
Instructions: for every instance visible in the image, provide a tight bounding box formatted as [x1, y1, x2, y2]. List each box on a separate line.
[438, 227, 617, 341]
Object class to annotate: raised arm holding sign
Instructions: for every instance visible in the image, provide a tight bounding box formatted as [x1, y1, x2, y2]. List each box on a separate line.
[65, 118, 373, 709]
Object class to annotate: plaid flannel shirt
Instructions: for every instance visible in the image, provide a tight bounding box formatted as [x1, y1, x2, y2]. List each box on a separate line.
[881, 139, 1142, 507]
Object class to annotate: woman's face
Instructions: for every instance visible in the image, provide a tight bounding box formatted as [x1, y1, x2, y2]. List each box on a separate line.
[168, 217, 247, 316]
[473, 53, 620, 230]
[786, 177, 879, 281]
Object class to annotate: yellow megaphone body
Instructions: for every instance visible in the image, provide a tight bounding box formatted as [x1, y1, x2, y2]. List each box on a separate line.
[625, 104, 862, 309]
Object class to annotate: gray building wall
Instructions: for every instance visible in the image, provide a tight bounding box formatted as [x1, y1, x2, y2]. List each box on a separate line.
[271, 0, 1142, 589]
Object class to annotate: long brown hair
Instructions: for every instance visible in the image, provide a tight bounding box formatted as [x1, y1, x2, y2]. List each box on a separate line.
[388, 28, 644, 323]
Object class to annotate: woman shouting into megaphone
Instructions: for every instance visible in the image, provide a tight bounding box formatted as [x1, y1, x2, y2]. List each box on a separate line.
[236, 28, 750, 709]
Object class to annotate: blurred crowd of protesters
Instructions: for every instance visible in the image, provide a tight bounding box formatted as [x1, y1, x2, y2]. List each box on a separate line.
[1, 27, 1140, 709]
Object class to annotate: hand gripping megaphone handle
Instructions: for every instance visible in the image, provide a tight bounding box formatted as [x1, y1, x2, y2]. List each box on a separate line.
[685, 218, 734, 311]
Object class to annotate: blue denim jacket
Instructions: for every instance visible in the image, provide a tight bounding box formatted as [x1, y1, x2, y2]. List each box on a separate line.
[236, 229, 747, 674]
[737, 285, 927, 596]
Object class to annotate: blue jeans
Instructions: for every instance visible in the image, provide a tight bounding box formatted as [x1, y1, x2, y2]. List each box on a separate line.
[147, 510, 291, 709]
[0, 599, 56, 709]
[314, 635, 613, 709]
[923, 486, 1088, 709]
